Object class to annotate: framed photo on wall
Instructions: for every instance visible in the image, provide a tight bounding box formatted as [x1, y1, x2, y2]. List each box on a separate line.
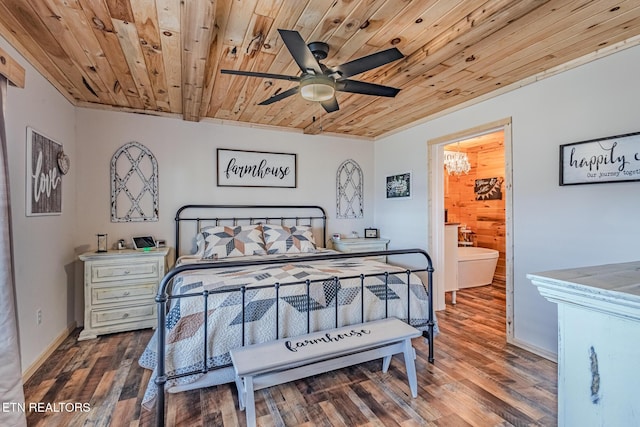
[26, 127, 63, 216]
[386, 172, 412, 199]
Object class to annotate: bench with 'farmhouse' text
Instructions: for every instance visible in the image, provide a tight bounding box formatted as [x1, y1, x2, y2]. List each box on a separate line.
[229, 317, 422, 427]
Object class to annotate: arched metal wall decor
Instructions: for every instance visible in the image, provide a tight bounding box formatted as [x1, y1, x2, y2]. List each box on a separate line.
[111, 141, 159, 222]
[336, 159, 364, 219]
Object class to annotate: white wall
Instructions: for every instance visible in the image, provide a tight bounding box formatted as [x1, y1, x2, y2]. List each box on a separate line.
[74, 109, 375, 257]
[1, 37, 77, 372]
[375, 45, 640, 356]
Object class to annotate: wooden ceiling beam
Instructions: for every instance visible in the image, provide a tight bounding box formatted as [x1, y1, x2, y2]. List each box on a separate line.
[131, 0, 171, 112]
[181, 0, 216, 122]
[0, 45, 25, 88]
[157, 0, 183, 114]
[198, 0, 233, 118]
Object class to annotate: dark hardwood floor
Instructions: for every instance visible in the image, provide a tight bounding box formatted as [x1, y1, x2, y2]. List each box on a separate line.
[23, 282, 557, 426]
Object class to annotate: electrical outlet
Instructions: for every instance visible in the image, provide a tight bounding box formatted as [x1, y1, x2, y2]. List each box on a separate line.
[36, 309, 42, 325]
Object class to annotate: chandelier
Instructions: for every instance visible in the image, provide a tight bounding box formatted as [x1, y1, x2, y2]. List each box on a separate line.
[443, 148, 471, 175]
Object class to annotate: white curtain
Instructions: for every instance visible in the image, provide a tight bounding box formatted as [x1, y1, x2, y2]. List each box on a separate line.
[0, 76, 27, 426]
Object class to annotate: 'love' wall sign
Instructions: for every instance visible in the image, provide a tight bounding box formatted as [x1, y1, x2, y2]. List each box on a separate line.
[26, 127, 63, 216]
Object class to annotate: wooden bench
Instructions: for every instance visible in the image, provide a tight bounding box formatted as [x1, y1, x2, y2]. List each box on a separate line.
[229, 317, 421, 427]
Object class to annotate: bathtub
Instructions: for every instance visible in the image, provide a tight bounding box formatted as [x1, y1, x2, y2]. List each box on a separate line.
[457, 246, 499, 288]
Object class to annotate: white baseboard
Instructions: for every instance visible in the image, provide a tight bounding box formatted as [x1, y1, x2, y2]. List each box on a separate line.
[22, 322, 77, 382]
[508, 336, 558, 363]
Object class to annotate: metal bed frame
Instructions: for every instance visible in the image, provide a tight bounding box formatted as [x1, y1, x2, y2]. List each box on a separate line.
[154, 205, 435, 426]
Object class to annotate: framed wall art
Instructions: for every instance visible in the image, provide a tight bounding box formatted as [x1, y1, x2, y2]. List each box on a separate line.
[559, 131, 640, 185]
[475, 177, 503, 200]
[217, 148, 297, 188]
[26, 127, 63, 216]
[386, 172, 412, 199]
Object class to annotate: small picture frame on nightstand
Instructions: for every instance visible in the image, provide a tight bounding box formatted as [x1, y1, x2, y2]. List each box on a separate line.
[364, 228, 379, 238]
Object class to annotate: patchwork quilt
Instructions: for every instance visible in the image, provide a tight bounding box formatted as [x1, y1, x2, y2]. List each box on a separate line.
[138, 251, 435, 409]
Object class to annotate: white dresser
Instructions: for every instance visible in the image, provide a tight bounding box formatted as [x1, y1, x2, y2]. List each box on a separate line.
[528, 261, 640, 426]
[78, 248, 170, 340]
[332, 238, 390, 262]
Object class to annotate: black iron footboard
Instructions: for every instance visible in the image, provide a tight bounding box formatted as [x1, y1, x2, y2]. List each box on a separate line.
[154, 249, 434, 426]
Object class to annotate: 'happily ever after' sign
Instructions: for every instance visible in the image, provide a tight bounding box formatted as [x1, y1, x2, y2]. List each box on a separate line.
[217, 148, 297, 188]
[559, 132, 640, 185]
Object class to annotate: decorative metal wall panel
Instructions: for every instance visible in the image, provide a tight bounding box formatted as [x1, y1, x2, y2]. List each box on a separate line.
[111, 141, 158, 222]
[336, 159, 363, 219]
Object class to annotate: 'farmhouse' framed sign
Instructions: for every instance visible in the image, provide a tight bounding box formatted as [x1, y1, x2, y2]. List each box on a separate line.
[217, 148, 297, 188]
[559, 131, 640, 185]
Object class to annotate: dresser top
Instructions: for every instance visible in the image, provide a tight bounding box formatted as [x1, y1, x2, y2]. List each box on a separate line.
[334, 238, 390, 244]
[528, 261, 640, 298]
[79, 247, 170, 261]
[527, 261, 640, 320]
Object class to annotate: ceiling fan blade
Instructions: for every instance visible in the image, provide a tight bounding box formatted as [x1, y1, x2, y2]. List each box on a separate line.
[221, 69, 300, 82]
[336, 79, 400, 97]
[278, 29, 323, 75]
[258, 86, 299, 105]
[321, 97, 339, 113]
[333, 48, 404, 79]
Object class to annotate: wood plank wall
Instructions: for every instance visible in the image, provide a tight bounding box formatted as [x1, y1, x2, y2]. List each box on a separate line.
[444, 133, 505, 282]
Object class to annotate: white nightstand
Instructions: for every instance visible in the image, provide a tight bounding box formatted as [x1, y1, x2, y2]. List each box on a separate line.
[78, 248, 169, 340]
[332, 238, 390, 262]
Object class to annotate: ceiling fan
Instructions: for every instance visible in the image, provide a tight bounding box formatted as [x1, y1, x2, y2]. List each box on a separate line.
[221, 29, 404, 113]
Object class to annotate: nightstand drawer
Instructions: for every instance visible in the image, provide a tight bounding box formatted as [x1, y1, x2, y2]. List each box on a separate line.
[91, 283, 156, 305]
[332, 238, 390, 263]
[91, 261, 158, 283]
[91, 304, 156, 328]
[340, 243, 387, 252]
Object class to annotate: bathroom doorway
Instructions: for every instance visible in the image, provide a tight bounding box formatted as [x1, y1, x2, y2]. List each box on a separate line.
[428, 119, 513, 342]
[444, 131, 506, 287]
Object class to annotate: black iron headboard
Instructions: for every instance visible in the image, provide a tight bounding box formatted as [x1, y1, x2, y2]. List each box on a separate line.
[174, 204, 327, 261]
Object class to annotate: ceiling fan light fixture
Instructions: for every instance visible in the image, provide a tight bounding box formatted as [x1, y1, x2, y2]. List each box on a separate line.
[300, 76, 335, 102]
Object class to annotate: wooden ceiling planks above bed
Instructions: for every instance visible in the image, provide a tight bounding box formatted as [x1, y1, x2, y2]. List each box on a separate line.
[1, 0, 640, 138]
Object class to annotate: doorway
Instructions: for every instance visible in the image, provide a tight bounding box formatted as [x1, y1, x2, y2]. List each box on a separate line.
[428, 119, 514, 342]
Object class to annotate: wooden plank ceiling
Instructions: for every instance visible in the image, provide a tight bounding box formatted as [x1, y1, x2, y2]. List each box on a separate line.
[1, 0, 640, 139]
